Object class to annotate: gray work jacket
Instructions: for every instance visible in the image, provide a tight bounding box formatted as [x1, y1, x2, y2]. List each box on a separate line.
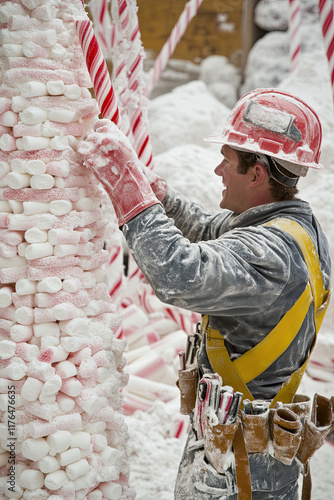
[123, 186, 331, 400]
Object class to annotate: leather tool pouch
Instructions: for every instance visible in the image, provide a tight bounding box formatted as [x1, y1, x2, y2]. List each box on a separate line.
[241, 409, 269, 454]
[177, 366, 198, 415]
[204, 418, 239, 473]
[270, 407, 302, 465]
[298, 393, 334, 464]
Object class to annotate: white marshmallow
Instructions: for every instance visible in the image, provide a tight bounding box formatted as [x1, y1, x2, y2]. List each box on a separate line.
[54, 243, 78, 257]
[20, 81, 48, 98]
[0, 160, 10, 178]
[58, 446, 81, 466]
[10, 158, 26, 173]
[15, 306, 34, 325]
[6, 171, 31, 189]
[37, 276, 62, 293]
[30, 173, 55, 189]
[71, 431, 91, 450]
[0, 286, 12, 307]
[15, 279, 37, 295]
[23, 201, 50, 215]
[0, 340, 16, 359]
[0, 255, 26, 268]
[25, 227, 48, 243]
[66, 458, 90, 480]
[0, 200, 11, 212]
[49, 199, 72, 215]
[2, 43, 24, 57]
[18, 469, 44, 490]
[100, 447, 121, 466]
[16, 136, 50, 151]
[17, 242, 29, 257]
[19, 106, 48, 125]
[25, 242, 53, 260]
[8, 200, 23, 214]
[50, 136, 70, 150]
[21, 377, 44, 401]
[44, 469, 68, 490]
[0, 358, 27, 380]
[99, 483, 122, 500]
[62, 278, 82, 293]
[39, 375, 62, 397]
[40, 336, 60, 349]
[21, 437, 49, 461]
[48, 108, 76, 123]
[33, 322, 60, 338]
[59, 318, 90, 337]
[10, 324, 33, 342]
[2, 111, 18, 127]
[64, 84, 81, 100]
[61, 377, 82, 397]
[56, 392, 76, 412]
[0, 133, 16, 151]
[47, 80, 65, 95]
[38, 454, 61, 473]
[47, 430, 71, 455]
[21, 0, 44, 9]
[26, 159, 46, 175]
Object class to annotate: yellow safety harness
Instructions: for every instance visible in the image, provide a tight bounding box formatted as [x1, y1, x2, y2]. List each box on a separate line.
[205, 218, 331, 408]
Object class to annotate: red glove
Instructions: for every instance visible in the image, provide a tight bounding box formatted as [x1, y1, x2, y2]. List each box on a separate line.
[141, 164, 168, 202]
[78, 119, 160, 226]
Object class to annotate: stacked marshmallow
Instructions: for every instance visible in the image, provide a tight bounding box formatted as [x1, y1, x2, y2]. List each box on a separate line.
[0, 0, 134, 498]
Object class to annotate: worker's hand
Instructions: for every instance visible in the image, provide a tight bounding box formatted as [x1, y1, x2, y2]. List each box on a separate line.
[78, 119, 159, 226]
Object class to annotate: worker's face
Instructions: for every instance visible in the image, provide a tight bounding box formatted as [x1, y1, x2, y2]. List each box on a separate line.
[214, 145, 250, 213]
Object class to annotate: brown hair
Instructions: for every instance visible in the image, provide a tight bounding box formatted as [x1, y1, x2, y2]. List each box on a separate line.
[235, 150, 298, 201]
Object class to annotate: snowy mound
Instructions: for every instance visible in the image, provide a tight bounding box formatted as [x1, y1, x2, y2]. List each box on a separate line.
[148, 81, 231, 155]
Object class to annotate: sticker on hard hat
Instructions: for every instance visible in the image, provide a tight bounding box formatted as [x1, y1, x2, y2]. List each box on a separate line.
[244, 101, 302, 143]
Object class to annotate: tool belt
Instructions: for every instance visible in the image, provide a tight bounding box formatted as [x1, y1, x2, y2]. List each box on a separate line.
[176, 218, 332, 499]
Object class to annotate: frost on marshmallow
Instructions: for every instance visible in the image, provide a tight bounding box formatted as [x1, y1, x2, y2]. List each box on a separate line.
[0, 0, 133, 499]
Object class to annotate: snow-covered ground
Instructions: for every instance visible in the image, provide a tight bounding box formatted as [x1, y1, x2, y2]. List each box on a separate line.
[125, 0, 334, 498]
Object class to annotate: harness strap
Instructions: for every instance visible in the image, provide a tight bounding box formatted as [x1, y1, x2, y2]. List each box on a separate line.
[205, 218, 331, 406]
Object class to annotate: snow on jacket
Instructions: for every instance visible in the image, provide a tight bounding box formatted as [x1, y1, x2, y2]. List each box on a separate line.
[122, 186, 331, 400]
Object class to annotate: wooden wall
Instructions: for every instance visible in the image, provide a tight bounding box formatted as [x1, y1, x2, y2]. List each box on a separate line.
[137, 0, 244, 65]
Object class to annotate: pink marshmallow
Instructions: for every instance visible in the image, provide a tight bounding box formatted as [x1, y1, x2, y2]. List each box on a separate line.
[0, 305, 16, 321]
[25, 401, 59, 421]
[0, 318, 13, 333]
[26, 359, 56, 382]
[87, 283, 110, 302]
[31, 255, 80, 268]
[0, 229, 23, 246]
[92, 350, 109, 368]
[28, 265, 83, 281]
[56, 392, 76, 412]
[12, 292, 35, 308]
[35, 290, 90, 308]
[33, 307, 57, 323]
[15, 342, 39, 362]
[30, 413, 82, 438]
[46, 159, 70, 177]
[48, 228, 81, 245]
[2, 187, 80, 202]
[23, 41, 50, 58]
[60, 377, 83, 397]
[39, 346, 68, 363]
[67, 347, 92, 365]
[55, 360, 77, 379]
[13, 123, 43, 137]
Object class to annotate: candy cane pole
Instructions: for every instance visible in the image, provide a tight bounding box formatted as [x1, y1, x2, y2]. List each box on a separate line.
[146, 0, 204, 96]
[289, 0, 302, 72]
[76, 19, 121, 126]
[319, 0, 334, 100]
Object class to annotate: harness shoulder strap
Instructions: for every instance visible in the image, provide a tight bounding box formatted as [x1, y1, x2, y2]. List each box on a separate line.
[206, 218, 331, 406]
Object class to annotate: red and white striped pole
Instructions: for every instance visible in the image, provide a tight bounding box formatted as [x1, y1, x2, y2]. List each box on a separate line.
[76, 19, 121, 126]
[146, 0, 204, 96]
[289, 0, 302, 72]
[318, 0, 334, 100]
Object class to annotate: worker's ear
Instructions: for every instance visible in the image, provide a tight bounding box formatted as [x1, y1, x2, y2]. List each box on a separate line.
[250, 162, 268, 186]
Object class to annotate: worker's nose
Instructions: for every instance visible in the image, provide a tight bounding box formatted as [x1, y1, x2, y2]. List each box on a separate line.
[214, 161, 224, 177]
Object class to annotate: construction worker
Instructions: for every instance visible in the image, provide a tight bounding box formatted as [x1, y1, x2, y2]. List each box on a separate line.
[78, 88, 332, 499]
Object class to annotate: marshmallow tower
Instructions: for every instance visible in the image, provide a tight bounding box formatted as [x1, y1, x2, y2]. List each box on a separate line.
[0, 0, 134, 498]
